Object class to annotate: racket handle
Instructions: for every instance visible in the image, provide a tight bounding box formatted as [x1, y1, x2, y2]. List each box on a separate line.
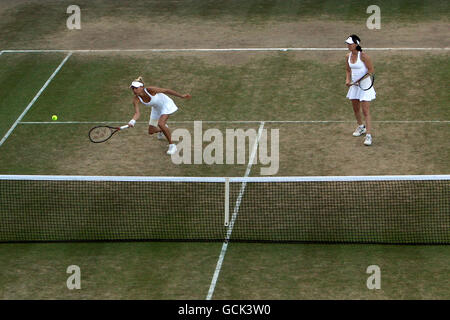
[119, 125, 129, 130]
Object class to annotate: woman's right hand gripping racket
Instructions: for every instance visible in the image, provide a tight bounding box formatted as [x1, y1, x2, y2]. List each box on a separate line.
[88, 125, 129, 143]
[350, 73, 375, 91]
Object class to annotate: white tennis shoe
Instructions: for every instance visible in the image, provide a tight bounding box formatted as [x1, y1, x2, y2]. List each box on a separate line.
[364, 134, 372, 146]
[157, 124, 168, 140]
[353, 125, 367, 137]
[167, 144, 177, 155]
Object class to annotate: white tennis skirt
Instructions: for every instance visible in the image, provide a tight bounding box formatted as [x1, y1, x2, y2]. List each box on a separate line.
[347, 86, 376, 101]
[149, 104, 178, 126]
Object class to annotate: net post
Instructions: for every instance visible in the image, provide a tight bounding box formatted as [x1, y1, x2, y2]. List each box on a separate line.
[224, 178, 230, 227]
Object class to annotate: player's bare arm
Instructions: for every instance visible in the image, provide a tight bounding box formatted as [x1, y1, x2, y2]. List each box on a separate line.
[148, 86, 191, 99]
[129, 97, 141, 127]
[360, 53, 375, 74]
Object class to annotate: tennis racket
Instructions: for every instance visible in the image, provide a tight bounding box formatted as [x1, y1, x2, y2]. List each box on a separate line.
[350, 73, 375, 91]
[88, 125, 129, 143]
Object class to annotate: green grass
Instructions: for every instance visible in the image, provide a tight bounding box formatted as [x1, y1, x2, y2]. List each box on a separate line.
[1, 242, 448, 299]
[81, 0, 449, 22]
[0, 25, 449, 298]
[0, 1, 448, 49]
[20, 52, 450, 122]
[250, 122, 450, 176]
[214, 243, 450, 299]
[0, 242, 222, 299]
[0, 53, 67, 138]
[0, 52, 448, 175]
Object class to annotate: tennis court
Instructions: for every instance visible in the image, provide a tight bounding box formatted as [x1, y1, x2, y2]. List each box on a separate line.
[0, 0, 449, 300]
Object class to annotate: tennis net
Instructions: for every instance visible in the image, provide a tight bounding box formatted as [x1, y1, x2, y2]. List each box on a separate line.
[0, 175, 449, 244]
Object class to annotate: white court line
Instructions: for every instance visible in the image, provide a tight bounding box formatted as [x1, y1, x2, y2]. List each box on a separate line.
[0, 47, 448, 53]
[18, 120, 450, 125]
[0, 53, 72, 148]
[206, 121, 265, 301]
[1, 175, 448, 182]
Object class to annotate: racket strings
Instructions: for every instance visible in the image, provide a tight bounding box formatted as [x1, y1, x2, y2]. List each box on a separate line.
[89, 127, 113, 142]
[358, 74, 374, 90]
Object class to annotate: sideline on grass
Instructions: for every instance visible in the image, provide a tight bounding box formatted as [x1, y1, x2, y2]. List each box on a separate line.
[0, 53, 72, 148]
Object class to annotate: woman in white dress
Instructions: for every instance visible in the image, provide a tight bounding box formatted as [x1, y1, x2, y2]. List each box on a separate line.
[345, 35, 376, 146]
[128, 77, 191, 155]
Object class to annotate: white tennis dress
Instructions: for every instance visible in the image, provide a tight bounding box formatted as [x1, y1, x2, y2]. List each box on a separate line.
[137, 88, 178, 126]
[346, 52, 376, 101]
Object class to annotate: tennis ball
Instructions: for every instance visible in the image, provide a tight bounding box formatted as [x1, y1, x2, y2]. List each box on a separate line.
[52, 115, 58, 121]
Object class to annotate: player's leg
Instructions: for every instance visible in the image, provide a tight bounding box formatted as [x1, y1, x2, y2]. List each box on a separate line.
[361, 101, 372, 134]
[352, 99, 363, 126]
[351, 99, 366, 136]
[148, 125, 160, 135]
[361, 101, 372, 146]
[148, 108, 162, 135]
[158, 114, 177, 155]
[158, 114, 172, 144]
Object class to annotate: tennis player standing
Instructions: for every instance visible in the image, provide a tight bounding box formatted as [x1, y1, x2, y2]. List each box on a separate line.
[345, 35, 376, 146]
[128, 77, 191, 155]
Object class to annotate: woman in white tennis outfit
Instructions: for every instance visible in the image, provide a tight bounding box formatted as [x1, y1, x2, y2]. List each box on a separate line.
[128, 77, 191, 155]
[345, 35, 376, 146]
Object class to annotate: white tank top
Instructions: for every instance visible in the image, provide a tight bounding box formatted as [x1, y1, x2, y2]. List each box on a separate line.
[348, 52, 368, 82]
[137, 88, 176, 111]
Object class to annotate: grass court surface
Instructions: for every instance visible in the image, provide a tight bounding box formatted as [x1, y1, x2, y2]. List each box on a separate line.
[0, 0, 449, 299]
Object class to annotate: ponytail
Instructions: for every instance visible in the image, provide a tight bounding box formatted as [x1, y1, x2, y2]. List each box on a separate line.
[351, 34, 362, 51]
[134, 76, 144, 85]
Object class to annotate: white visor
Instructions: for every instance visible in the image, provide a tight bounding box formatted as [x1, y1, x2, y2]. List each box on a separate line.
[345, 37, 359, 45]
[130, 81, 144, 88]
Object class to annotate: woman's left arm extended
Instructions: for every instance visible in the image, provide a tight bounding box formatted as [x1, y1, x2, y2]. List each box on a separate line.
[361, 53, 375, 75]
[149, 86, 191, 99]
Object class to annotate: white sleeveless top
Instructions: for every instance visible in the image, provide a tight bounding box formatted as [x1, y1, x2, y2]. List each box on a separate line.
[137, 88, 178, 114]
[348, 51, 368, 82]
[346, 51, 376, 101]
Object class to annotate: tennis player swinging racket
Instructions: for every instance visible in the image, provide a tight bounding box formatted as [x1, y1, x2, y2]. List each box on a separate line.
[345, 34, 376, 146]
[128, 77, 191, 155]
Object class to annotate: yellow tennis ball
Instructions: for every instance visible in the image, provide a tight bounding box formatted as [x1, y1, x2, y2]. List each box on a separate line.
[52, 115, 58, 121]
